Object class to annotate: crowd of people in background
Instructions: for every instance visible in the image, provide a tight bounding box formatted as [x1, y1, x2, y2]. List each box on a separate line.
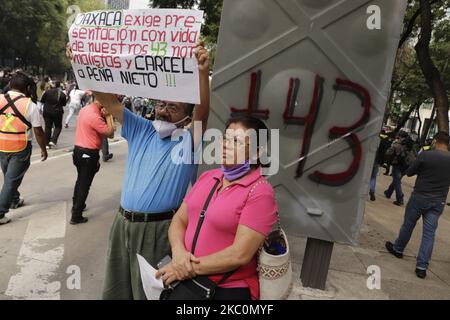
[369, 126, 450, 280]
[369, 127, 448, 206]
[0, 68, 165, 228]
[0, 68, 156, 150]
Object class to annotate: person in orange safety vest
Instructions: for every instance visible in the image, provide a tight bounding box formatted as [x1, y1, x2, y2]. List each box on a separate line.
[0, 71, 48, 226]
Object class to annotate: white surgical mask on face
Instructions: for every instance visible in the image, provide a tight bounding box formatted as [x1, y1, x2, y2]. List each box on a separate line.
[153, 116, 190, 139]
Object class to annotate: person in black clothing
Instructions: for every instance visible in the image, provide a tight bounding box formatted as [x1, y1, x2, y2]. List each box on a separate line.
[386, 132, 450, 279]
[29, 79, 38, 104]
[369, 130, 391, 201]
[383, 132, 395, 175]
[384, 132, 416, 206]
[41, 81, 67, 148]
[123, 96, 133, 112]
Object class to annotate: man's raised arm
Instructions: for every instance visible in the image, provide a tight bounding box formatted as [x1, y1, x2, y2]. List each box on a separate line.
[192, 42, 211, 147]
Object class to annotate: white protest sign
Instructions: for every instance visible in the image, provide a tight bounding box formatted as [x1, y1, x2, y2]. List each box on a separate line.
[68, 9, 204, 104]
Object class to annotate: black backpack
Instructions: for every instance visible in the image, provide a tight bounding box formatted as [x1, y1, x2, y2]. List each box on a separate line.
[395, 144, 416, 169]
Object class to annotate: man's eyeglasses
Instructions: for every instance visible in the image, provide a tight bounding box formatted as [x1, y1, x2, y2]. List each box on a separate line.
[155, 102, 183, 116]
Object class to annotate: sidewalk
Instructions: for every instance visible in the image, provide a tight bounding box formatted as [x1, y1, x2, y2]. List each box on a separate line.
[287, 173, 450, 300]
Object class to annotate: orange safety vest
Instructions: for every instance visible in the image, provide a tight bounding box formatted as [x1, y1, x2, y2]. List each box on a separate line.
[0, 93, 32, 153]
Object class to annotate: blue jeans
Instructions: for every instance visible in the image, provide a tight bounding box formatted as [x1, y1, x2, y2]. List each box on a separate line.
[385, 166, 404, 203]
[370, 163, 380, 193]
[393, 195, 446, 270]
[0, 144, 32, 218]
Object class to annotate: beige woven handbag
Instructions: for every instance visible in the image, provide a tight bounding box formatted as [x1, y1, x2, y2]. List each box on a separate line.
[257, 221, 293, 300]
[249, 180, 293, 300]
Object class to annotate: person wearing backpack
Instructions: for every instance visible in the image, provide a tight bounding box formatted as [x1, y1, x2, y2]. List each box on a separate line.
[384, 131, 416, 206]
[0, 72, 48, 225]
[383, 132, 395, 176]
[41, 81, 67, 149]
[386, 132, 450, 279]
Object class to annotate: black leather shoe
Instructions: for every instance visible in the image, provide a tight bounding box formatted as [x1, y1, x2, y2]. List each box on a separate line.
[415, 268, 427, 279]
[103, 154, 114, 162]
[70, 217, 88, 225]
[385, 241, 403, 259]
[393, 200, 404, 206]
[369, 192, 376, 202]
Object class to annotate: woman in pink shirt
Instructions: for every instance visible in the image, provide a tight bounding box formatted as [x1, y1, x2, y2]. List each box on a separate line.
[157, 116, 277, 300]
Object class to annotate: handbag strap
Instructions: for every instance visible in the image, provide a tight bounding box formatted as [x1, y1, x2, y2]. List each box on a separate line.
[191, 179, 221, 254]
[248, 179, 282, 232]
[191, 178, 235, 286]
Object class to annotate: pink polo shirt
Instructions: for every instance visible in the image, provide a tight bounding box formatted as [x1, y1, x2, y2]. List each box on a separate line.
[184, 168, 277, 300]
[74, 103, 109, 150]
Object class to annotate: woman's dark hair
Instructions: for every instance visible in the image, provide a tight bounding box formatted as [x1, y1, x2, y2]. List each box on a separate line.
[225, 115, 270, 168]
[29, 81, 38, 103]
[10, 71, 34, 94]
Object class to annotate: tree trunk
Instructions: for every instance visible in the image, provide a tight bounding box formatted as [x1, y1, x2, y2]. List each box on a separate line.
[417, 108, 423, 142]
[398, 0, 439, 49]
[384, 88, 396, 125]
[415, 0, 450, 134]
[421, 104, 436, 145]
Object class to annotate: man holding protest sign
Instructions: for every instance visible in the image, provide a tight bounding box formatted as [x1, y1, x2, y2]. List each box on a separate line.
[67, 38, 210, 299]
[104, 43, 209, 300]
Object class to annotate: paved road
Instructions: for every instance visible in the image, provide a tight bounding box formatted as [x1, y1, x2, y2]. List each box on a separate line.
[0, 112, 126, 300]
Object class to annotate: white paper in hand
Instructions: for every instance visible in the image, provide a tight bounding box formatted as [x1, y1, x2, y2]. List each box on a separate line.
[136, 254, 164, 300]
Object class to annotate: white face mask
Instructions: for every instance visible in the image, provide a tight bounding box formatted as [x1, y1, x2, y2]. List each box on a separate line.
[153, 116, 190, 139]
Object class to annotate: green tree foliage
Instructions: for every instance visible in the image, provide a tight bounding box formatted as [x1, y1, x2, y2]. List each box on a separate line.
[151, 0, 197, 8]
[0, 0, 223, 75]
[0, 0, 104, 76]
[390, 45, 431, 135]
[74, 0, 106, 12]
[389, 0, 450, 137]
[198, 0, 223, 45]
[149, 0, 224, 67]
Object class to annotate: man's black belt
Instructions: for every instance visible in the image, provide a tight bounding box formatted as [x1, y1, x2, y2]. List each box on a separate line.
[74, 146, 100, 157]
[119, 207, 176, 223]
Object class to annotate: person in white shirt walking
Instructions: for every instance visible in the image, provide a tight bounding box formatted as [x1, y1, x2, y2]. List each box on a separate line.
[65, 86, 85, 128]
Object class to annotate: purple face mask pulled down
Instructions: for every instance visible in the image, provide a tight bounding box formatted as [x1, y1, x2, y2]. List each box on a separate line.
[221, 161, 251, 181]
